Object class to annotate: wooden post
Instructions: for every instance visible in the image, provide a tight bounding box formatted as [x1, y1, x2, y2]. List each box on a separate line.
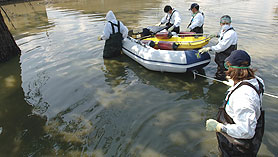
[0, 10, 20, 62]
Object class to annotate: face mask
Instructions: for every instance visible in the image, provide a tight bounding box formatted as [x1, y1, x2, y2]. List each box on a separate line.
[191, 12, 197, 17]
[221, 24, 230, 31]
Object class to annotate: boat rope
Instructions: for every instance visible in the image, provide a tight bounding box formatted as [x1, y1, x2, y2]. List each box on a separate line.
[192, 71, 278, 99]
[139, 36, 211, 45]
[177, 33, 210, 36]
[175, 36, 211, 44]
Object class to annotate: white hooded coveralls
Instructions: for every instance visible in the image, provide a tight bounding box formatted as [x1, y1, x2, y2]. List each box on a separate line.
[101, 11, 128, 40]
[211, 25, 237, 53]
[224, 77, 264, 139]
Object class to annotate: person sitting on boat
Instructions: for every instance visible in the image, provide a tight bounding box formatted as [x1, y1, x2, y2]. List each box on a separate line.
[98, 10, 128, 58]
[187, 3, 204, 34]
[199, 15, 237, 81]
[205, 50, 265, 156]
[157, 5, 181, 34]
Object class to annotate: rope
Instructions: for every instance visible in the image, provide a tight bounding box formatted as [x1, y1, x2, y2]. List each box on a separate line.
[175, 37, 211, 44]
[192, 71, 278, 99]
[264, 93, 278, 99]
[193, 72, 223, 83]
[177, 33, 209, 36]
[139, 36, 211, 45]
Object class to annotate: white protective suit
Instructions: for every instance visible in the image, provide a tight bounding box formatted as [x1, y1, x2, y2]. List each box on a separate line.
[225, 76, 264, 139]
[211, 25, 237, 53]
[160, 9, 181, 28]
[188, 12, 204, 30]
[101, 11, 128, 40]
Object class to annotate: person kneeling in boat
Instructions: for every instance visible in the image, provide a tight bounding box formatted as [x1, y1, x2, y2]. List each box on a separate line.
[157, 5, 181, 34]
[199, 15, 237, 81]
[205, 50, 265, 156]
[186, 3, 204, 34]
[98, 10, 128, 58]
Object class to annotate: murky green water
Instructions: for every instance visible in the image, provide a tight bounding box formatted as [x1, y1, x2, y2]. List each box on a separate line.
[0, 0, 278, 156]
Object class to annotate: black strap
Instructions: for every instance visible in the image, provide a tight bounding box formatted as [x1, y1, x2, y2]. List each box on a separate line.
[257, 78, 264, 95]
[187, 12, 204, 28]
[187, 18, 194, 28]
[117, 20, 120, 32]
[168, 10, 176, 24]
[225, 79, 264, 108]
[224, 27, 235, 33]
[200, 12, 204, 28]
[220, 27, 235, 40]
[109, 21, 120, 34]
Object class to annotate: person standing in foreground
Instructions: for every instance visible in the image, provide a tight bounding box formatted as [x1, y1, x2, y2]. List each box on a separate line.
[199, 15, 237, 81]
[98, 10, 128, 58]
[187, 3, 204, 33]
[206, 50, 265, 156]
[157, 5, 181, 34]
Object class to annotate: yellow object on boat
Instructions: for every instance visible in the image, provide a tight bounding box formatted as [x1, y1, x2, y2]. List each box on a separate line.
[142, 36, 211, 50]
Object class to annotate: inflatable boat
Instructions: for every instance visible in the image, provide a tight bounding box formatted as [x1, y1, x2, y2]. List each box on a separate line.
[130, 26, 211, 50]
[122, 37, 211, 73]
[142, 32, 211, 50]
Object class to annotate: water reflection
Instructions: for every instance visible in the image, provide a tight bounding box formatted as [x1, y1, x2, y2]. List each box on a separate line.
[102, 56, 129, 87]
[0, 57, 47, 156]
[102, 55, 223, 156]
[48, 0, 163, 28]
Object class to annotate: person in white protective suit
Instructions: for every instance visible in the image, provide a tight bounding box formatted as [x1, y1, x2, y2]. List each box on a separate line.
[98, 10, 128, 58]
[205, 50, 265, 156]
[157, 5, 181, 34]
[199, 15, 237, 81]
[187, 3, 204, 33]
